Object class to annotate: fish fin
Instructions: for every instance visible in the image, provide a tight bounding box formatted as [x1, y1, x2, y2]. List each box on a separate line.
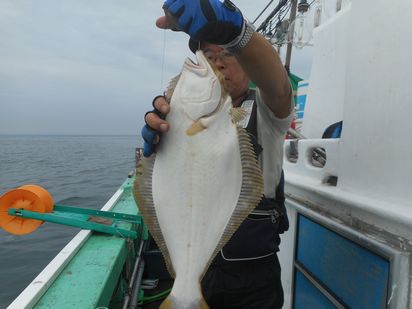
[133, 155, 176, 278]
[230, 107, 248, 124]
[186, 119, 206, 136]
[203, 127, 264, 276]
[164, 74, 181, 103]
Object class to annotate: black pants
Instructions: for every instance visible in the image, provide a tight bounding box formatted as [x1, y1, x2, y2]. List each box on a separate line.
[201, 254, 284, 309]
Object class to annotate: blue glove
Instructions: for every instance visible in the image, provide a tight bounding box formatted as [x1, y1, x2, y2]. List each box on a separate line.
[163, 0, 244, 45]
[141, 96, 166, 157]
[141, 124, 158, 157]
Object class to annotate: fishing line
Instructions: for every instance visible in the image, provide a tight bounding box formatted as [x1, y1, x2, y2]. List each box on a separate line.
[160, 28, 167, 92]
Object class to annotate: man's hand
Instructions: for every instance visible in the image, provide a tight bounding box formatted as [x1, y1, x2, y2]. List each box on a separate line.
[142, 96, 170, 157]
[159, 0, 244, 45]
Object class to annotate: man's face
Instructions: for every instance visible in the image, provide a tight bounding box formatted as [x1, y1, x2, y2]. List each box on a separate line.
[201, 43, 249, 101]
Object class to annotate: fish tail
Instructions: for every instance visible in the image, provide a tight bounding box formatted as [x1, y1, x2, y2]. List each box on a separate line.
[159, 291, 209, 309]
[159, 296, 173, 309]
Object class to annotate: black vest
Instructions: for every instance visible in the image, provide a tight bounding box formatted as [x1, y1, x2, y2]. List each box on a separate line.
[219, 91, 289, 261]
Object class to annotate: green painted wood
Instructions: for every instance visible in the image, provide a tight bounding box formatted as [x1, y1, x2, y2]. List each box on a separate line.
[53, 204, 141, 222]
[34, 178, 144, 309]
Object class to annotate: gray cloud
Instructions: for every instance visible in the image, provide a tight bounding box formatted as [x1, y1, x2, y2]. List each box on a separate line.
[0, 0, 311, 135]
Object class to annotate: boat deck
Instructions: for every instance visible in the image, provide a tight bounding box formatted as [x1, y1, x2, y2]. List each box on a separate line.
[33, 178, 143, 309]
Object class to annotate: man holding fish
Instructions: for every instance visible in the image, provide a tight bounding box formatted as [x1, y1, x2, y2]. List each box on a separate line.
[141, 0, 294, 308]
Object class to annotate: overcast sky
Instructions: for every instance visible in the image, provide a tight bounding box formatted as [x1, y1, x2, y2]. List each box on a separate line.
[0, 0, 313, 135]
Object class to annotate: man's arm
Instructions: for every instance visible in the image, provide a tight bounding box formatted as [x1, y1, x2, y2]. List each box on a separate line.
[236, 32, 292, 119]
[156, 15, 292, 119]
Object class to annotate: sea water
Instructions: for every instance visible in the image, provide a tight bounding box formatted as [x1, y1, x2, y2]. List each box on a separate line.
[0, 134, 142, 307]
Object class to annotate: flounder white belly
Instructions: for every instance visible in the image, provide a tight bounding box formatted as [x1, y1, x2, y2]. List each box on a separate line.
[134, 51, 263, 309]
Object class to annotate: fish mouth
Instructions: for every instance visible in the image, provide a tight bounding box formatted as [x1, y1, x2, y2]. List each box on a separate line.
[183, 50, 227, 93]
[183, 51, 211, 75]
[184, 56, 201, 68]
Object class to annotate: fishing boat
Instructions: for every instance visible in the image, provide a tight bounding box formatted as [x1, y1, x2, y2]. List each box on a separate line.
[3, 0, 412, 308]
[277, 0, 412, 308]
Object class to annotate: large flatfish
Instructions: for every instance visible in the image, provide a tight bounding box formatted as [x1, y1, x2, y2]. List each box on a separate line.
[133, 51, 263, 309]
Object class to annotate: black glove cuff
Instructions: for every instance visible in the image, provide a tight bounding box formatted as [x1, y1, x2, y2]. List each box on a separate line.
[144, 95, 167, 129]
[146, 95, 166, 119]
[152, 95, 166, 110]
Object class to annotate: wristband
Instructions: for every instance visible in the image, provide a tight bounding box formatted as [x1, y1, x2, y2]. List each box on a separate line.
[220, 20, 255, 53]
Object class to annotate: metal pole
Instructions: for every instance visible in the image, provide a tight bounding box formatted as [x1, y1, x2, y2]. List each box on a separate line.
[285, 0, 298, 72]
[129, 260, 146, 309]
[122, 239, 145, 309]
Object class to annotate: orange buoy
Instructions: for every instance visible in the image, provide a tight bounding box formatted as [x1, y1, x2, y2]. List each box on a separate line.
[19, 184, 54, 213]
[0, 185, 53, 235]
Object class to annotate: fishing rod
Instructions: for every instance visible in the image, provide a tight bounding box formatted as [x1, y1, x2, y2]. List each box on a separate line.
[256, 0, 289, 32]
[252, 0, 277, 24]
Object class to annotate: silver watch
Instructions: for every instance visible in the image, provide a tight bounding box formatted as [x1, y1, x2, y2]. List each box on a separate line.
[221, 20, 256, 53]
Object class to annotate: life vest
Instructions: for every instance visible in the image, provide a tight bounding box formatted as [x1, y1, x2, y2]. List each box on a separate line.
[220, 90, 289, 261]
